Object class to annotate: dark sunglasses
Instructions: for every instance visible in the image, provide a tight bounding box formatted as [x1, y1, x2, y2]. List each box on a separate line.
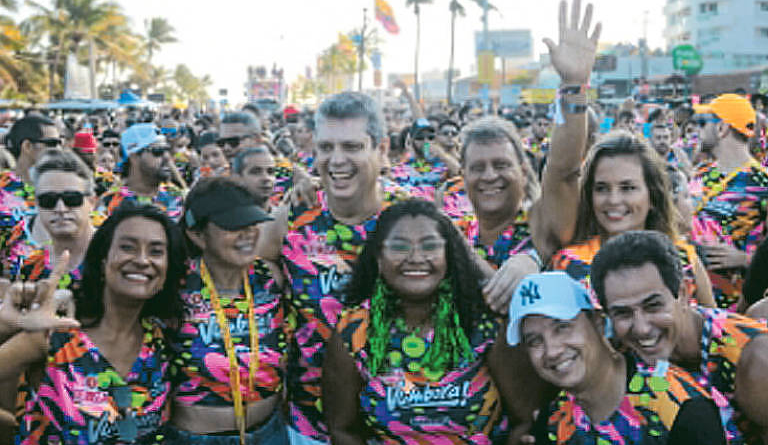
[37, 191, 87, 209]
[101, 141, 120, 148]
[143, 146, 168, 157]
[440, 130, 459, 137]
[33, 138, 62, 148]
[414, 134, 436, 141]
[217, 137, 242, 149]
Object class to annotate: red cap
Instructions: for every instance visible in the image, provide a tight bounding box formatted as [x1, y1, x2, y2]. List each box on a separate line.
[283, 105, 299, 120]
[73, 132, 97, 152]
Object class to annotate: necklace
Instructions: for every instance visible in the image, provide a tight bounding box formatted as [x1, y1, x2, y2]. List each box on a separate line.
[200, 260, 258, 445]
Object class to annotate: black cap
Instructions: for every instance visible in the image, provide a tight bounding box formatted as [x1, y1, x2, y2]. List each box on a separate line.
[185, 186, 273, 231]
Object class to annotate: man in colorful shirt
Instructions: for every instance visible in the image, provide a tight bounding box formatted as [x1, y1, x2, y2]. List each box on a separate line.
[688, 94, 768, 310]
[0, 114, 62, 278]
[390, 118, 460, 201]
[257, 92, 392, 444]
[592, 231, 768, 444]
[93, 123, 184, 226]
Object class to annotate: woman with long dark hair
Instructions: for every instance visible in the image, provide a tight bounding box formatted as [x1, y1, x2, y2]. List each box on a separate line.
[0, 202, 185, 444]
[323, 199, 547, 444]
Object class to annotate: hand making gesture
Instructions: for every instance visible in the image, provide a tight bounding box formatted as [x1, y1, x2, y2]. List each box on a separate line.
[0, 250, 79, 338]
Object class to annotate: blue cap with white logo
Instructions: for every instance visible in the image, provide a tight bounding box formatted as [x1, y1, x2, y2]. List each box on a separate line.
[506, 272, 593, 346]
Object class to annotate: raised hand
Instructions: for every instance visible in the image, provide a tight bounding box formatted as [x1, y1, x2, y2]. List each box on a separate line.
[0, 251, 79, 336]
[543, 0, 602, 84]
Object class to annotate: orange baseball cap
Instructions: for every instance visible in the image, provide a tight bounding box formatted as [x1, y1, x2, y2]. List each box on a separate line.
[693, 94, 756, 137]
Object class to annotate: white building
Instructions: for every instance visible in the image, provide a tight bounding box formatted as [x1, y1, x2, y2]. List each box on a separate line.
[664, 0, 768, 69]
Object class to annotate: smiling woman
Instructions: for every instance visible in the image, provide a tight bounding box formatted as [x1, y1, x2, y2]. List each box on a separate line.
[549, 131, 715, 307]
[322, 199, 538, 444]
[0, 202, 186, 445]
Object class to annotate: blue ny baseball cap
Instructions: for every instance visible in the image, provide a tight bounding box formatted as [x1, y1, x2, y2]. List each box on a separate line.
[507, 272, 594, 346]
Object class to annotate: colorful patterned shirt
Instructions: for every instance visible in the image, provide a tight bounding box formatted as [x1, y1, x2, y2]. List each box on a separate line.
[281, 190, 393, 441]
[689, 160, 768, 310]
[0, 170, 35, 278]
[440, 176, 473, 222]
[461, 212, 533, 270]
[172, 259, 287, 407]
[540, 356, 715, 445]
[18, 319, 173, 445]
[693, 307, 768, 444]
[390, 154, 448, 201]
[271, 156, 294, 207]
[337, 306, 503, 444]
[92, 184, 185, 227]
[551, 237, 699, 305]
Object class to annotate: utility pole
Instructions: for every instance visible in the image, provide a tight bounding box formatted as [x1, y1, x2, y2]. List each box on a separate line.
[358, 8, 368, 92]
[480, 0, 491, 113]
[640, 10, 649, 79]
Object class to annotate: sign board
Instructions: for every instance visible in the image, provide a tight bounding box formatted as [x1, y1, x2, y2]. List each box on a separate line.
[370, 51, 382, 70]
[500, 85, 522, 105]
[147, 93, 165, 103]
[594, 54, 617, 72]
[672, 45, 703, 76]
[475, 30, 532, 58]
[477, 51, 495, 85]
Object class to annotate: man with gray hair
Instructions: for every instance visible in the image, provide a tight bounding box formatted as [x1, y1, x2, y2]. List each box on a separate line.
[257, 91, 390, 444]
[218, 111, 263, 160]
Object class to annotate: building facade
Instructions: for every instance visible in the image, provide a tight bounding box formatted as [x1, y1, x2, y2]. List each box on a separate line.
[664, 0, 768, 69]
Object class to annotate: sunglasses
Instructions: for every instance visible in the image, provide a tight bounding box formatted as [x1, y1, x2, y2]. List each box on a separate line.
[440, 130, 459, 137]
[34, 138, 62, 148]
[414, 134, 436, 141]
[217, 137, 243, 149]
[143, 146, 168, 157]
[695, 114, 721, 127]
[37, 191, 87, 209]
[102, 141, 120, 148]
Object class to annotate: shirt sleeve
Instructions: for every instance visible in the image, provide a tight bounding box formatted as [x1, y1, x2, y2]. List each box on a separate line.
[668, 397, 727, 445]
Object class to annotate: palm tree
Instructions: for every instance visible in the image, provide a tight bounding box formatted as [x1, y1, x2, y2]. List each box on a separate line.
[25, 0, 135, 99]
[144, 17, 176, 65]
[405, 0, 432, 101]
[446, 0, 496, 104]
[446, 0, 464, 104]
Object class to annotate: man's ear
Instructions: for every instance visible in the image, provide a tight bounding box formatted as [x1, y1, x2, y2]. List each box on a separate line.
[20, 139, 33, 159]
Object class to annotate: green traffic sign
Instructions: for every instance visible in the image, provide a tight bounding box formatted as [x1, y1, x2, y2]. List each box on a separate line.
[672, 45, 703, 76]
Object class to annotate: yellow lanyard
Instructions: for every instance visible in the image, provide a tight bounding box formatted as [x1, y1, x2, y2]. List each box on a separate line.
[696, 159, 762, 213]
[200, 260, 259, 445]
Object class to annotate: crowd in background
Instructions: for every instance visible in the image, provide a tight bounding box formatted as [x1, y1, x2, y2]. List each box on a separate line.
[2, 1, 768, 444]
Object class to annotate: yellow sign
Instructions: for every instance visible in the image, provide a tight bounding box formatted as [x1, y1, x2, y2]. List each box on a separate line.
[477, 51, 495, 85]
[522, 88, 597, 104]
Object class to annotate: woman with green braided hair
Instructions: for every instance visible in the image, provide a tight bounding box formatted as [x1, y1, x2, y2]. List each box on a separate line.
[323, 199, 548, 444]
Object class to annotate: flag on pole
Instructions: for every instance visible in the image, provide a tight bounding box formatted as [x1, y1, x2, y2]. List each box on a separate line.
[375, 0, 400, 34]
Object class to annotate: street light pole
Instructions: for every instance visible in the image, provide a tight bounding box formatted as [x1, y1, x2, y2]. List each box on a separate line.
[481, 0, 490, 113]
[358, 8, 368, 92]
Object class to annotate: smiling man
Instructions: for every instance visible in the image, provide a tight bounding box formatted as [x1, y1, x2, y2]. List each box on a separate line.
[256, 92, 392, 445]
[592, 230, 768, 445]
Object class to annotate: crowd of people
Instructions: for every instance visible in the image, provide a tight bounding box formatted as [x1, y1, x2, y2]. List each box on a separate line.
[1, 1, 768, 444]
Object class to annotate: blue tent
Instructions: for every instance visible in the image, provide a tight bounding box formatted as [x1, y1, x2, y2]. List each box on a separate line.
[42, 99, 119, 110]
[118, 90, 155, 108]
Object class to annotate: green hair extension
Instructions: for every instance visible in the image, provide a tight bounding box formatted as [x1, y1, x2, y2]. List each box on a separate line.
[366, 278, 475, 379]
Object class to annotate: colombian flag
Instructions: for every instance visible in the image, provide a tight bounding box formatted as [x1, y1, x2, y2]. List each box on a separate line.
[375, 0, 400, 34]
